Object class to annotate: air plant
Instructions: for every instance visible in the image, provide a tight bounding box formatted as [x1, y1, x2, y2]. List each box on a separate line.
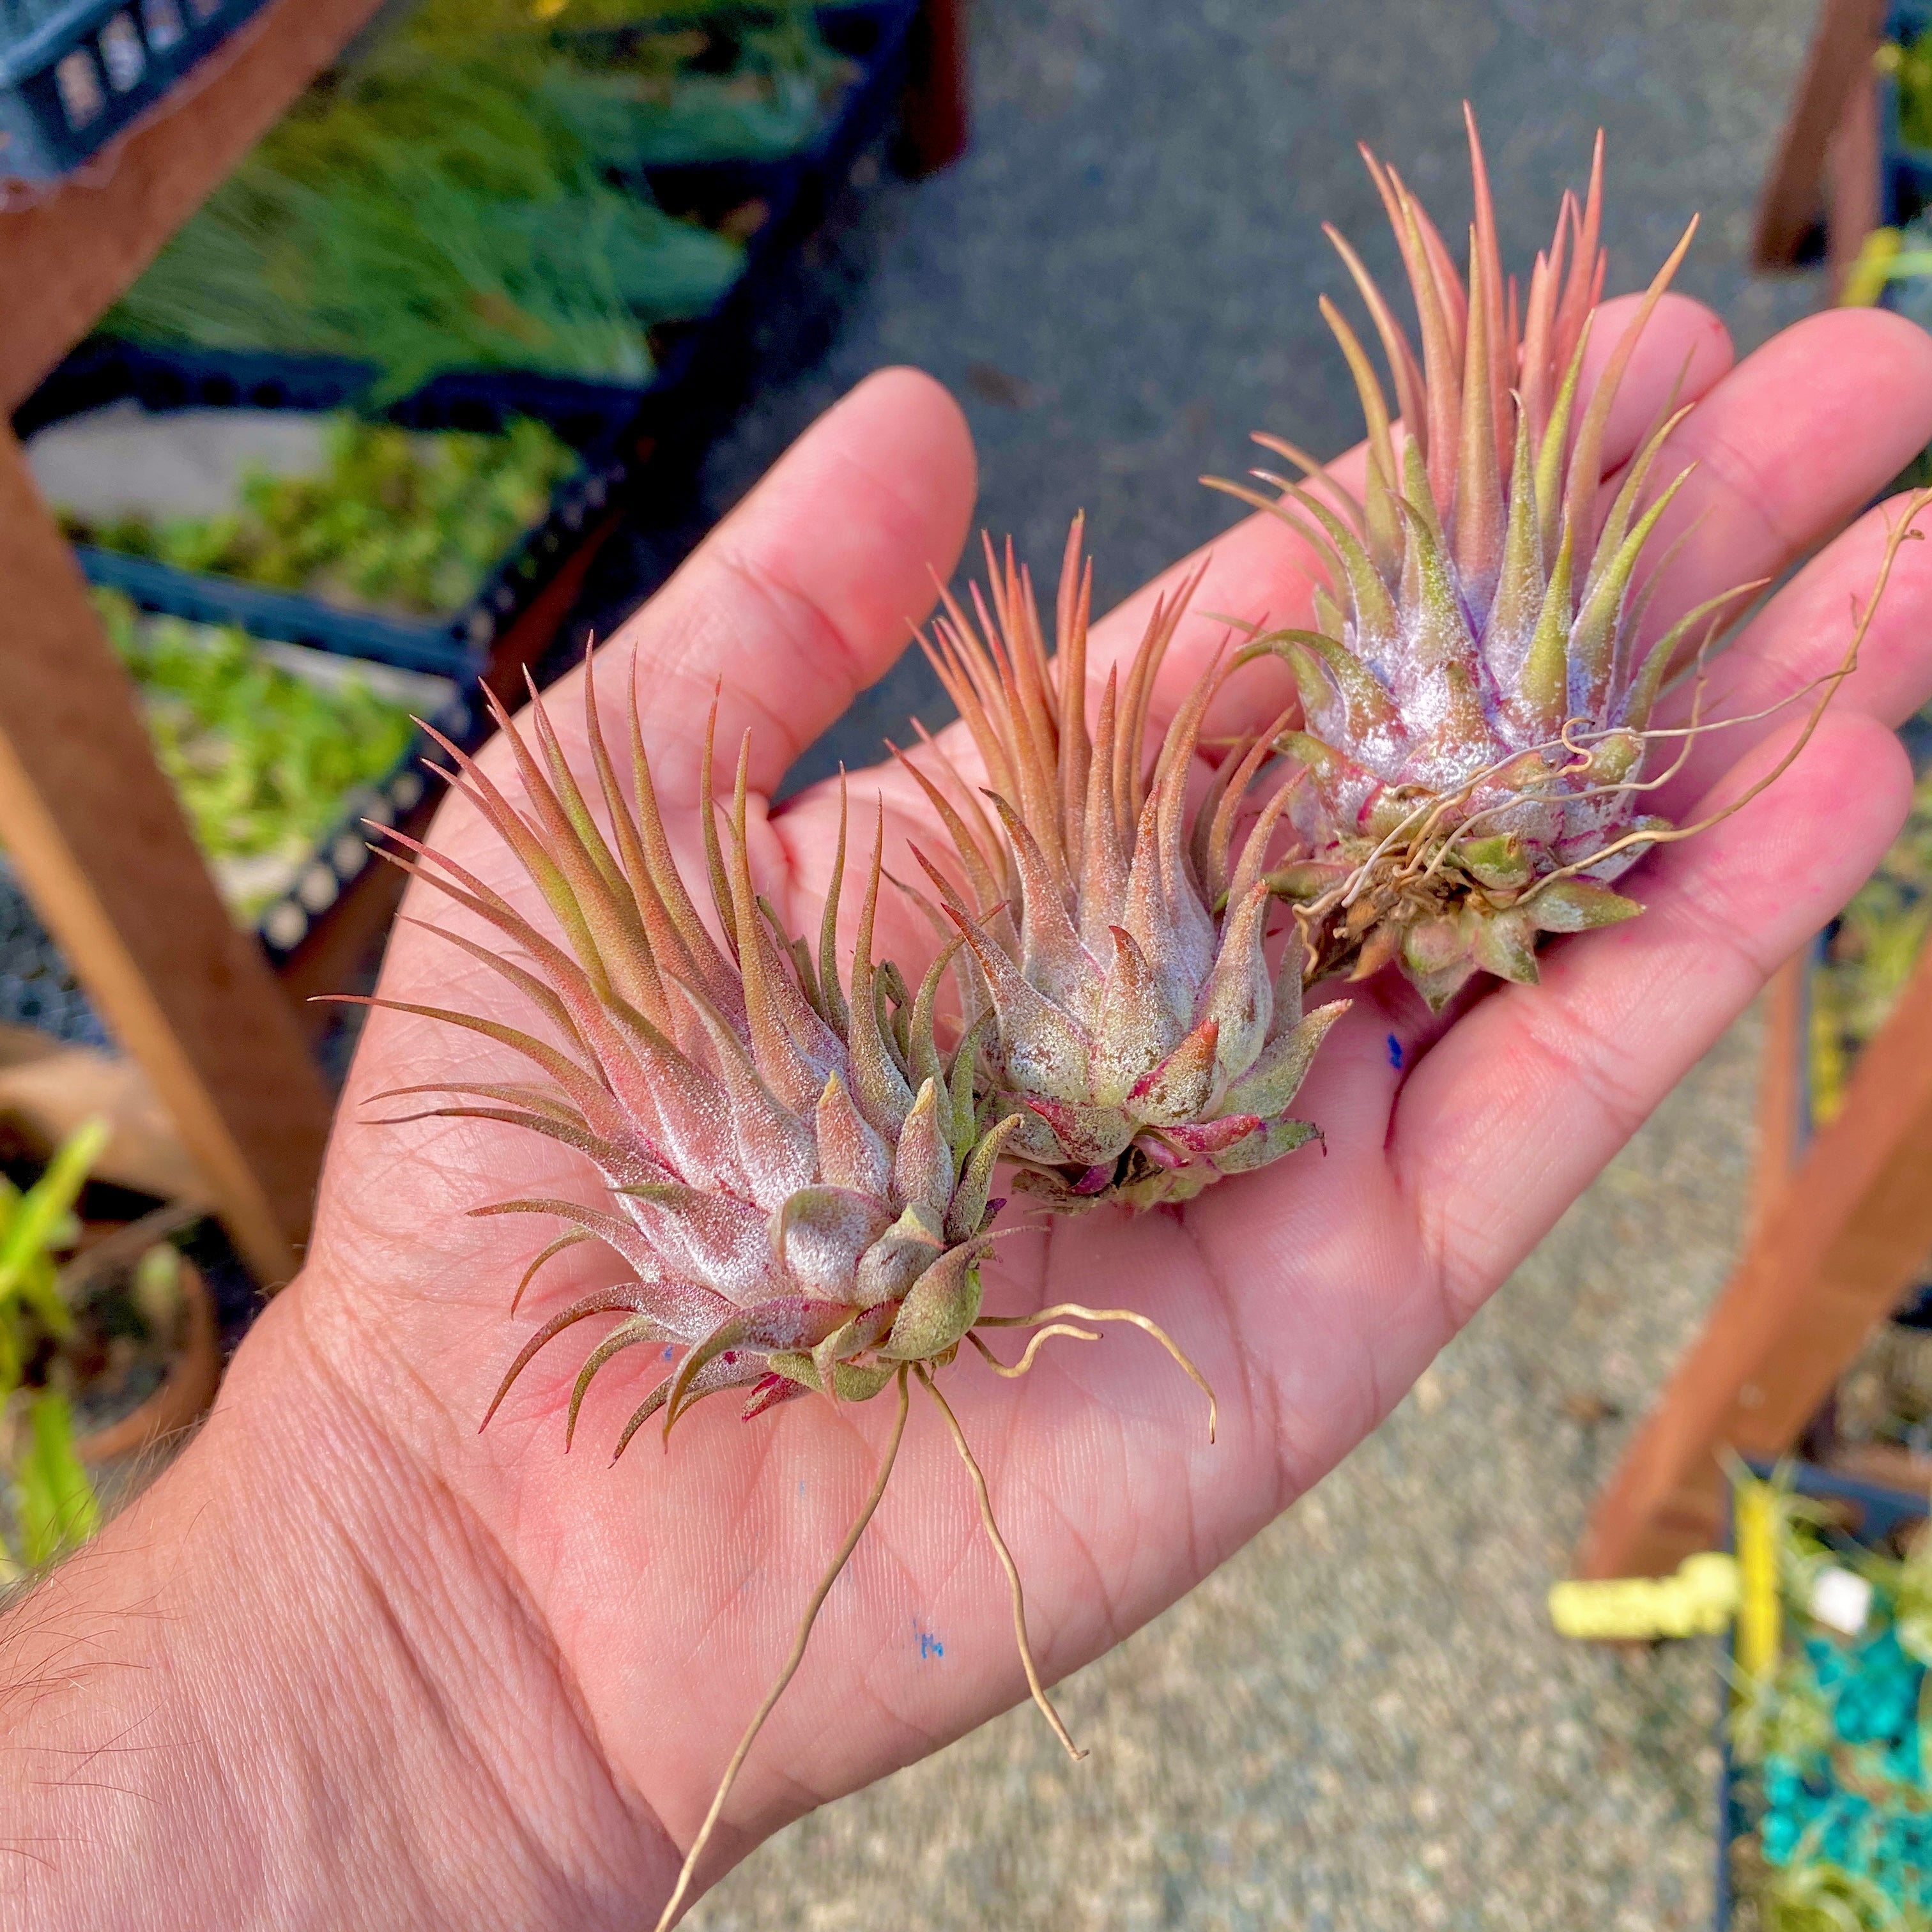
[903, 524, 1346, 1210]
[348, 112, 1932, 1930]
[346, 664, 1217, 1931]
[1208, 116, 1916, 1011]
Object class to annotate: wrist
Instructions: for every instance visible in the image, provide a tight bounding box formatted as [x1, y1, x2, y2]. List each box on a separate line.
[1, 1276, 675, 1932]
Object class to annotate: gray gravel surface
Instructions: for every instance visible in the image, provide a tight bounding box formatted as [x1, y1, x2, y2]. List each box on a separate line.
[671, 0, 1834, 1923]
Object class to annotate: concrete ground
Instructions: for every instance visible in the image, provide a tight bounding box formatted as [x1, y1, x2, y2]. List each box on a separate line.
[650, 0, 1833, 1925]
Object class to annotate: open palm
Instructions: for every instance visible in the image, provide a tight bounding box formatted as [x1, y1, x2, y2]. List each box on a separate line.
[252, 299, 1932, 1924]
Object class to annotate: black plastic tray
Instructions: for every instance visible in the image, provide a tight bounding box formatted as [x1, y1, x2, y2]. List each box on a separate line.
[613, 0, 914, 215]
[0, 854, 113, 1048]
[13, 337, 640, 676]
[0, 0, 273, 184]
[6, 602, 480, 980]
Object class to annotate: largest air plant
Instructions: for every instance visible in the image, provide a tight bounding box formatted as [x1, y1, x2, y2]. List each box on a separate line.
[1204, 112, 1906, 1013]
[363, 116, 1916, 1929]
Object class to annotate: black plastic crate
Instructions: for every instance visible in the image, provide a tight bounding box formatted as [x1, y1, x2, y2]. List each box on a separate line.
[616, 0, 917, 219]
[100, 597, 482, 966]
[0, 613, 480, 1068]
[608, 0, 918, 440]
[13, 337, 640, 676]
[0, 856, 112, 1048]
[592, 0, 917, 528]
[0, 0, 273, 184]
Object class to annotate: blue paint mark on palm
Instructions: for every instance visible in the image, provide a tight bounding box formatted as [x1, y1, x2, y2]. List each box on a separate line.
[1387, 1033, 1404, 1071]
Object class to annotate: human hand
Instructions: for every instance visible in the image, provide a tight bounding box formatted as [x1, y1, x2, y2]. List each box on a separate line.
[13, 303, 1932, 1932]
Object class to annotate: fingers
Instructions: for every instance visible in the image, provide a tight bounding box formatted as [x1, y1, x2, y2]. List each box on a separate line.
[558, 367, 977, 802]
[1635, 309, 1932, 663]
[1387, 707, 1915, 1323]
[1650, 495, 1932, 814]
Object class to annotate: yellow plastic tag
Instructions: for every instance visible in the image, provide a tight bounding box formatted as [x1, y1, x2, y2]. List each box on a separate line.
[1547, 1552, 1740, 1642]
[1735, 1478, 1782, 1683]
[1841, 228, 1903, 309]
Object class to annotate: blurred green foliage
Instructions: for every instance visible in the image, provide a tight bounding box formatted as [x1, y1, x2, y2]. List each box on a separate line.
[0, 1123, 107, 1582]
[10, 1393, 98, 1573]
[1898, 31, 1932, 153]
[533, 4, 860, 168]
[93, 592, 420, 910]
[107, 0, 803, 394]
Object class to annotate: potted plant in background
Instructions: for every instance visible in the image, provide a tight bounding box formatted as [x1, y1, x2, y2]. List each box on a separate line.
[0, 1116, 222, 1581]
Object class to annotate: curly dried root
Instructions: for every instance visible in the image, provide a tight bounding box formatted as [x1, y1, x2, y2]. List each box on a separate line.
[976, 1301, 1220, 1443]
[917, 1363, 1088, 1763]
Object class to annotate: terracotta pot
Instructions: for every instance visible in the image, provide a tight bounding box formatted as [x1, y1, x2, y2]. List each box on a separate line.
[73, 1250, 222, 1465]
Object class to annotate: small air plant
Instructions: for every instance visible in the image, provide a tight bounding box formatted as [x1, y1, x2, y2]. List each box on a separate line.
[1209, 114, 1923, 1011]
[348, 664, 1216, 1931]
[901, 522, 1346, 1209]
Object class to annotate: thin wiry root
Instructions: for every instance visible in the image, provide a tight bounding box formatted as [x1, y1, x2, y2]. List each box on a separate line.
[916, 1367, 1088, 1764]
[651, 1366, 912, 1932]
[976, 1303, 1219, 1444]
[965, 1323, 1101, 1377]
[1520, 484, 1932, 905]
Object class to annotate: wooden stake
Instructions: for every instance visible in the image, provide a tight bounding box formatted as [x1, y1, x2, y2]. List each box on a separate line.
[1750, 0, 1884, 276]
[1577, 939, 1932, 1579]
[0, 428, 330, 1284]
[1749, 954, 1809, 1240]
[1825, 50, 1883, 301]
[900, 0, 970, 177]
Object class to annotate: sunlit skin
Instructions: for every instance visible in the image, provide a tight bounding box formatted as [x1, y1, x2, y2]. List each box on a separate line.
[8, 288, 1932, 1930]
